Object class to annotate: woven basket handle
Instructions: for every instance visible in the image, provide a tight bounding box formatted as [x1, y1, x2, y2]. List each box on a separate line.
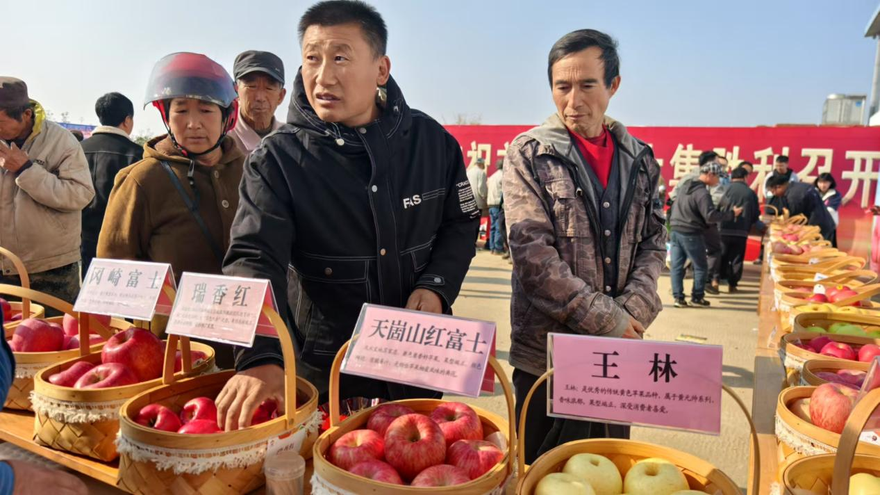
[822, 270, 878, 285]
[831, 388, 880, 493]
[0, 248, 31, 319]
[833, 283, 880, 307]
[515, 372, 760, 495]
[328, 340, 518, 480]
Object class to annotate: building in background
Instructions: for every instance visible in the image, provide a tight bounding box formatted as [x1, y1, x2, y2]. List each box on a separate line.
[822, 94, 866, 125]
[867, 4, 880, 125]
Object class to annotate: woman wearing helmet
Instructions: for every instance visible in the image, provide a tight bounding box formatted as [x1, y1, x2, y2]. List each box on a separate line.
[97, 53, 245, 368]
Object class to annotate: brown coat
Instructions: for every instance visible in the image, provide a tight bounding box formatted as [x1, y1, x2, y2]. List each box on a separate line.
[503, 114, 666, 376]
[97, 135, 244, 281]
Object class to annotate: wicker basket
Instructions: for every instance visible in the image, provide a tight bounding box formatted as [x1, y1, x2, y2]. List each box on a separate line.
[800, 359, 871, 387]
[774, 386, 880, 478]
[514, 371, 758, 495]
[772, 256, 867, 284]
[790, 311, 880, 336]
[0, 248, 45, 332]
[31, 339, 217, 462]
[1, 284, 122, 411]
[312, 340, 516, 495]
[780, 332, 879, 387]
[773, 270, 877, 306]
[781, 388, 880, 494]
[777, 283, 880, 333]
[115, 304, 319, 495]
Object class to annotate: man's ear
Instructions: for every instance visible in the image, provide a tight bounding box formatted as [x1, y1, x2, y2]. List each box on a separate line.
[377, 55, 391, 86]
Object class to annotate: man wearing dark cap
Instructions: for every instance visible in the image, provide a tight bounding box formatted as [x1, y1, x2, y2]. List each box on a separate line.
[668, 162, 742, 308]
[0, 77, 94, 312]
[229, 50, 287, 153]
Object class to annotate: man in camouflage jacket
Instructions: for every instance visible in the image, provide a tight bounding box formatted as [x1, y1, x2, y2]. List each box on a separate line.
[503, 29, 666, 463]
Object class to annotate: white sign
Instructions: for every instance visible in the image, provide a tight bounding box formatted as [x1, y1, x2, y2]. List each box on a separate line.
[74, 259, 174, 320]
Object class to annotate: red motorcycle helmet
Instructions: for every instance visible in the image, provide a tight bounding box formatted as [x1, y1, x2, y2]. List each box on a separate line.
[145, 52, 239, 153]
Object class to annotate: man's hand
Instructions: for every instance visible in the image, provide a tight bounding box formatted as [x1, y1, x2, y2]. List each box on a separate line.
[7, 461, 88, 495]
[622, 316, 645, 339]
[215, 364, 284, 431]
[405, 288, 443, 314]
[0, 142, 30, 174]
[733, 206, 744, 217]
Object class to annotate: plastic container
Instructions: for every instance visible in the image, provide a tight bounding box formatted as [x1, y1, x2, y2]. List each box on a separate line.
[264, 451, 306, 495]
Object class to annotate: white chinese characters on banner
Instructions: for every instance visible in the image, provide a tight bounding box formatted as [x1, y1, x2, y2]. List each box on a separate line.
[842, 152, 880, 208]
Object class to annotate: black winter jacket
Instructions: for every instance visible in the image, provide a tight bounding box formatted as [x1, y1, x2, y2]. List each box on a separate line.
[80, 130, 143, 267]
[224, 71, 480, 370]
[781, 182, 836, 240]
[669, 179, 733, 234]
[720, 181, 760, 237]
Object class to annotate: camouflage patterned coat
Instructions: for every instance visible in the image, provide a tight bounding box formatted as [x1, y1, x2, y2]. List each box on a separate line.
[503, 114, 666, 376]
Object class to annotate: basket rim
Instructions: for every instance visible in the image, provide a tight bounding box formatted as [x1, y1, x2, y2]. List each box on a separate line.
[801, 359, 871, 386]
[312, 397, 511, 492]
[116, 369, 319, 445]
[32, 340, 217, 401]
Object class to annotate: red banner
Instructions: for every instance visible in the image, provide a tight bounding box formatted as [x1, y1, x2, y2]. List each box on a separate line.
[445, 124, 880, 259]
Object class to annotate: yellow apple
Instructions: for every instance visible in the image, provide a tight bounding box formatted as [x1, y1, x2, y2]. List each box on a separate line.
[790, 398, 812, 423]
[536, 472, 596, 495]
[624, 460, 689, 495]
[850, 472, 880, 495]
[563, 453, 623, 495]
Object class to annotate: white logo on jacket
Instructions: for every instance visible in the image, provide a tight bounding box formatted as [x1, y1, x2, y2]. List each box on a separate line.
[403, 188, 445, 209]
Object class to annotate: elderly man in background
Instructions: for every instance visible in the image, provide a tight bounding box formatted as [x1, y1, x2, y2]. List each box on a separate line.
[0, 77, 94, 312]
[229, 50, 287, 153]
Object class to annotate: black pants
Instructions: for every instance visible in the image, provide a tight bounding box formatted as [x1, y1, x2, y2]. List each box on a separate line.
[513, 368, 630, 465]
[704, 226, 722, 284]
[721, 235, 748, 287]
[0, 262, 81, 317]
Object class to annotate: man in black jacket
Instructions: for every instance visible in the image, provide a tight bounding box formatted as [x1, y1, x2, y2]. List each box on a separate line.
[215, 0, 480, 431]
[668, 162, 742, 308]
[720, 166, 759, 293]
[80, 92, 142, 275]
[766, 174, 836, 241]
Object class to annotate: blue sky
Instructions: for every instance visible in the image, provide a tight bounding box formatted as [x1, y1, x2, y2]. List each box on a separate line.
[4, 0, 878, 135]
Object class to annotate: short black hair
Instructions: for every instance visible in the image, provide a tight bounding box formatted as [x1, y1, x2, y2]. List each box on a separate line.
[298, 0, 388, 58]
[814, 172, 837, 190]
[731, 166, 749, 180]
[548, 29, 620, 88]
[775, 155, 789, 163]
[0, 102, 32, 122]
[70, 130, 84, 142]
[698, 150, 719, 166]
[95, 92, 134, 127]
[739, 161, 753, 169]
[767, 174, 791, 188]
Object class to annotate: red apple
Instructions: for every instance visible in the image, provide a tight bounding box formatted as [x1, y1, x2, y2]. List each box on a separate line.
[367, 404, 416, 437]
[135, 404, 183, 432]
[809, 336, 834, 353]
[329, 429, 385, 471]
[62, 314, 79, 337]
[348, 460, 404, 485]
[810, 383, 858, 433]
[0, 297, 10, 320]
[807, 294, 828, 303]
[7, 340, 19, 352]
[179, 397, 218, 425]
[859, 344, 880, 363]
[430, 402, 483, 447]
[447, 439, 504, 480]
[830, 289, 860, 306]
[384, 413, 447, 480]
[173, 350, 209, 372]
[790, 245, 805, 255]
[820, 342, 857, 361]
[10, 313, 22, 322]
[11, 318, 64, 352]
[251, 399, 278, 426]
[74, 363, 138, 389]
[62, 335, 81, 350]
[177, 419, 221, 434]
[48, 361, 96, 387]
[88, 334, 105, 345]
[410, 465, 471, 487]
[101, 328, 164, 381]
[826, 285, 850, 299]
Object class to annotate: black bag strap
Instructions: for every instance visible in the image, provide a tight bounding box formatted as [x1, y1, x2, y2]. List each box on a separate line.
[159, 160, 225, 263]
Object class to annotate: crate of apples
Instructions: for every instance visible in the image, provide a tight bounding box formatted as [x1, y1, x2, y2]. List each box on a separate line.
[318, 401, 508, 489]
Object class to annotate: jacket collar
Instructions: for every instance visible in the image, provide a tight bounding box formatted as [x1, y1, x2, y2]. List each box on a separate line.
[526, 113, 647, 161]
[22, 100, 46, 146]
[92, 125, 133, 140]
[144, 134, 244, 170]
[285, 67, 411, 148]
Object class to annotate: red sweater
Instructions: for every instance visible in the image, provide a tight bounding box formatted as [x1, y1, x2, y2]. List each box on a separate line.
[570, 127, 615, 188]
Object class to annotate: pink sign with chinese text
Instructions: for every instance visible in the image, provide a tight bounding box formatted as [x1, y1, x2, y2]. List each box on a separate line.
[341, 304, 495, 398]
[165, 273, 278, 348]
[74, 259, 175, 320]
[549, 333, 723, 434]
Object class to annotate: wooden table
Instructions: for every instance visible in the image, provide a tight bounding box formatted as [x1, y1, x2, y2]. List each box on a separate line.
[0, 409, 120, 487]
[748, 263, 785, 495]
